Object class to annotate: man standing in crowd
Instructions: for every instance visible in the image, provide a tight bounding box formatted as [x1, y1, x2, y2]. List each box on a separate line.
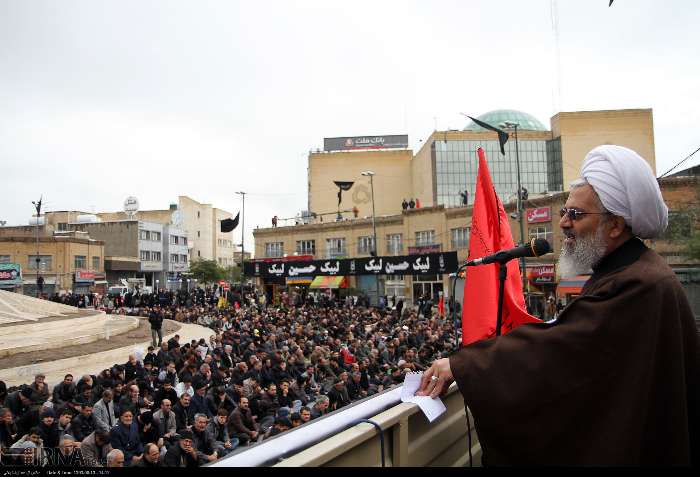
[418, 145, 700, 465]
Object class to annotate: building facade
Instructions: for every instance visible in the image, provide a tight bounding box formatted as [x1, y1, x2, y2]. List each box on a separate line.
[0, 231, 105, 295]
[253, 169, 699, 309]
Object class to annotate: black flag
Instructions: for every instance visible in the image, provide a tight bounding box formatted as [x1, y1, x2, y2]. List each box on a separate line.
[467, 116, 509, 155]
[334, 181, 354, 206]
[221, 212, 240, 233]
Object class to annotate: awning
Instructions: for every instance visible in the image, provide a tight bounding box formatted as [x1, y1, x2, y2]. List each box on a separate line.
[309, 276, 347, 289]
[287, 276, 313, 285]
[556, 275, 590, 297]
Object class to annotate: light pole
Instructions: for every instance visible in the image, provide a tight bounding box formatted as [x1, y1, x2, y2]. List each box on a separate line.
[31, 197, 42, 298]
[501, 121, 528, 293]
[187, 278, 191, 293]
[235, 191, 246, 284]
[361, 171, 380, 306]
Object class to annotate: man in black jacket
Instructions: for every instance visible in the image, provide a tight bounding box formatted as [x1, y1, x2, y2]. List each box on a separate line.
[149, 306, 164, 348]
[52, 375, 77, 407]
[172, 394, 195, 433]
[70, 402, 96, 442]
[163, 430, 200, 467]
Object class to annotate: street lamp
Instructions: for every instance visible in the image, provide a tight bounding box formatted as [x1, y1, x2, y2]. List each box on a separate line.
[500, 121, 528, 293]
[187, 278, 191, 293]
[31, 197, 42, 298]
[155, 279, 159, 292]
[361, 171, 380, 306]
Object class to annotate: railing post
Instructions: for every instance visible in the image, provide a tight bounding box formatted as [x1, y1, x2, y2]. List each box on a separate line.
[392, 415, 409, 466]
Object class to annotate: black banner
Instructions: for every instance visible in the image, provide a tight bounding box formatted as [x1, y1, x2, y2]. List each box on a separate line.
[244, 252, 458, 281]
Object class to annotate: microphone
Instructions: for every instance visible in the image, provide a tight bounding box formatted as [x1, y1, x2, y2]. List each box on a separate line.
[465, 238, 552, 266]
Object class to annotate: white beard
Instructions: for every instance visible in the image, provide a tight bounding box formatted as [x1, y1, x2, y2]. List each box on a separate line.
[558, 224, 608, 278]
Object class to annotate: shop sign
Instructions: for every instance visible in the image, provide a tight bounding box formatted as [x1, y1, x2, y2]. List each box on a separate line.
[244, 251, 458, 280]
[526, 264, 556, 284]
[0, 263, 22, 286]
[324, 134, 408, 152]
[527, 207, 551, 224]
[74, 270, 96, 282]
[407, 244, 441, 255]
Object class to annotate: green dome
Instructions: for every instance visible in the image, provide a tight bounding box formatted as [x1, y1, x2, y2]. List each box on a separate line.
[464, 109, 547, 132]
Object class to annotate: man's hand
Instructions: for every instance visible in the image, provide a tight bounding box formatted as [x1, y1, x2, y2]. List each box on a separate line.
[416, 358, 454, 398]
[207, 451, 218, 462]
[224, 440, 231, 449]
[250, 431, 258, 439]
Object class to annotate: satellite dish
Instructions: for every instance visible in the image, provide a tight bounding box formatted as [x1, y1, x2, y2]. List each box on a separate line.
[124, 196, 139, 219]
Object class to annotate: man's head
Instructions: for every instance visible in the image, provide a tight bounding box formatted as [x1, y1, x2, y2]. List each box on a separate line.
[300, 408, 311, 422]
[63, 374, 73, 386]
[216, 407, 228, 425]
[239, 397, 249, 410]
[180, 394, 191, 407]
[194, 413, 208, 432]
[161, 399, 172, 412]
[95, 430, 110, 446]
[144, 442, 160, 463]
[560, 146, 669, 279]
[102, 389, 113, 403]
[106, 448, 124, 467]
[40, 409, 55, 426]
[178, 430, 194, 451]
[60, 435, 78, 456]
[80, 403, 93, 418]
[559, 181, 627, 277]
[58, 408, 73, 429]
[119, 409, 133, 425]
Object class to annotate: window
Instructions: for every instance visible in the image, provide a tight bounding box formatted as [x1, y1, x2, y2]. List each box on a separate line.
[197, 211, 200, 218]
[265, 242, 284, 258]
[451, 227, 470, 249]
[528, 223, 553, 244]
[0, 255, 11, 264]
[140, 250, 150, 261]
[171, 254, 179, 263]
[28, 255, 52, 270]
[152, 251, 161, 261]
[198, 250, 201, 257]
[182, 237, 188, 246]
[415, 230, 436, 246]
[151, 232, 161, 241]
[197, 231, 200, 238]
[296, 240, 316, 255]
[326, 238, 346, 258]
[181, 254, 188, 263]
[386, 234, 402, 255]
[357, 236, 375, 255]
[57, 223, 68, 231]
[171, 235, 179, 245]
[74, 255, 87, 269]
[139, 230, 150, 240]
[92, 256, 100, 270]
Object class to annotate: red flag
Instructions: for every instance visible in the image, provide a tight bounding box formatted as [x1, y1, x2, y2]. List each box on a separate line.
[415, 198, 421, 208]
[438, 295, 445, 317]
[461, 148, 540, 346]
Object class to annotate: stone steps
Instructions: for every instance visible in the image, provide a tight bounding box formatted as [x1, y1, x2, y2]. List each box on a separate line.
[0, 313, 139, 359]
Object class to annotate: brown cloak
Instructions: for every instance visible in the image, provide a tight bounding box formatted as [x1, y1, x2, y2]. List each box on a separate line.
[450, 238, 700, 465]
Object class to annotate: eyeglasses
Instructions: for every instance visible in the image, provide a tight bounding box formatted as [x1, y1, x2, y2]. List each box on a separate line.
[559, 207, 610, 221]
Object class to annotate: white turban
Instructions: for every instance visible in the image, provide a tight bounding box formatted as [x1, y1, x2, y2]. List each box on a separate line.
[581, 145, 668, 239]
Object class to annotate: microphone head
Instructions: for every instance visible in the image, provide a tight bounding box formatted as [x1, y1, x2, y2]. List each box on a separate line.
[531, 238, 552, 257]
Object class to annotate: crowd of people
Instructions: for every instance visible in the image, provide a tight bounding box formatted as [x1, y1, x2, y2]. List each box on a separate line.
[0, 288, 457, 467]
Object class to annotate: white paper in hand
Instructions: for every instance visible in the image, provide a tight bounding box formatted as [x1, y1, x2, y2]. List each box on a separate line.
[401, 372, 447, 422]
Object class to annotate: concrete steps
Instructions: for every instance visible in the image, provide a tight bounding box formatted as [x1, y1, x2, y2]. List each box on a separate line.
[0, 312, 140, 358]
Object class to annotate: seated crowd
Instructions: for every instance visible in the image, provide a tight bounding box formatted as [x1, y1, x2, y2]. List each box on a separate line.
[0, 288, 456, 467]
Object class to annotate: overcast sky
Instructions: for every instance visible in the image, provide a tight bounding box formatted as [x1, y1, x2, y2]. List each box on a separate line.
[1, 0, 698, 252]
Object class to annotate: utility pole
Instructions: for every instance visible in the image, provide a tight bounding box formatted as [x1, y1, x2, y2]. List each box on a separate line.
[361, 171, 380, 306]
[235, 191, 246, 284]
[503, 122, 528, 293]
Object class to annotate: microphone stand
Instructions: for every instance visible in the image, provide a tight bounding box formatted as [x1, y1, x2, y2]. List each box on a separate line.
[451, 263, 468, 346]
[495, 261, 508, 337]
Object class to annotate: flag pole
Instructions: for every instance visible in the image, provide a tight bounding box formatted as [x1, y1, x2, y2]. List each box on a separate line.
[235, 191, 246, 284]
